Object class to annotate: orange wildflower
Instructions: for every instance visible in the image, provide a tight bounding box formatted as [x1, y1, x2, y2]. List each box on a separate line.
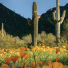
[0, 64, 10, 68]
[56, 47, 60, 54]
[24, 53, 30, 60]
[38, 60, 41, 64]
[5, 57, 11, 64]
[20, 50, 27, 58]
[10, 55, 19, 63]
[12, 65, 16, 68]
[31, 61, 35, 68]
[19, 47, 26, 51]
[52, 62, 63, 68]
[66, 45, 68, 50]
[56, 57, 60, 62]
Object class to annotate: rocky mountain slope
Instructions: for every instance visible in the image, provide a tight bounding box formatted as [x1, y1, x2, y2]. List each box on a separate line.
[0, 3, 68, 39]
[0, 3, 31, 39]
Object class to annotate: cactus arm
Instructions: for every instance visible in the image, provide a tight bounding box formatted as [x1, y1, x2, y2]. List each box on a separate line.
[53, 11, 56, 21]
[27, 18, 32, 26]
[37, 14, 41, 22]
[37, 14, 41, 19]
[54, 10, 56, 19]
[28, 20, 32, 26]
[48, 17, 55, 25]
[60, 10, 66, 24]
[31, 14, 40, 26]
[53, 10, 57, 24]
[28, 21, 32, 26]
[48, 10, 56, 25]
[54, 10, 56, 14]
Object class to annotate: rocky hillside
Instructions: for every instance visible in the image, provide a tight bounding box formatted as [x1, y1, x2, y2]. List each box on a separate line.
[0, 3, 68, 40]
[0, 3, 31, 39]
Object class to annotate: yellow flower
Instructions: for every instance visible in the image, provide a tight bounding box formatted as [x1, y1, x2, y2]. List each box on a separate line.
[63, 49, 66, 52]
[43, 49, 46, 52]
[1, 56, 4, 58]
[42, 56, 44, 58]
[42, 45, 45, 48]
[4, 52, 7, 54]
[0, 54, 2, 56]
[65, 52, 67, 55]
[31, 52, 33, 55]
[63, 46, 66, 49]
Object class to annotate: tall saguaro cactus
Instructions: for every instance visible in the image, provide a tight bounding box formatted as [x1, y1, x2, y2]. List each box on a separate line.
[28, 1, 41, 47]
[48, 0, 66, 45]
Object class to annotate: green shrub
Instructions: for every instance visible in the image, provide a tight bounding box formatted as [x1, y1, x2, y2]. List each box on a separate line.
[37, 31, 57, 48]
[22, 34, 32, 44]
[0, 30, 67, 49]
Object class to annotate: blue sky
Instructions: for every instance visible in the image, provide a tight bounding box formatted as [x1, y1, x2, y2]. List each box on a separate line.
[0, 0, 68, 19]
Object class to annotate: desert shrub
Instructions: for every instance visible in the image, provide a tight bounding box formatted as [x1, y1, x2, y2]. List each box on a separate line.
[57, 39, 68, 48]
[37, 31, 57, 48]
[0, 39, 16, 49]
[21, 31, 63, 48]
[22, 34, 32, 44]
[15, 43, 28, 49]
[0, 32, 16, 49]
[0, 29, 67, 49]
[28, 44, 34, 49]
[3, 34, 14, 42]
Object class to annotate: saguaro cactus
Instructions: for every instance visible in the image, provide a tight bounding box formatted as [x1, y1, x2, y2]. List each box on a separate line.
[67, 33, 68, 44]
[1, 23, 4, 37]
[15, 39, 17, 44]
[48, 0, 66, 45]
[28, 1, 41, 47]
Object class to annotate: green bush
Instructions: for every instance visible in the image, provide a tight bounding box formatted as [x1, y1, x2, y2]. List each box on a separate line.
[22, 34, 32, 44]
[0, 30, 67, 49]
[37, 31, 57, 48]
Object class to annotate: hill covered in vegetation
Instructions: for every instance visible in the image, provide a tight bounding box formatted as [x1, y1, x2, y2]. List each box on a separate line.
[0, 3, 31, 39]
[0, 3, 68, 40]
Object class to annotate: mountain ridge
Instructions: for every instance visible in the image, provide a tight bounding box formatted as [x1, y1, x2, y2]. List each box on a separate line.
[0, 3, 31, 39]
[0, 3, 68, 39]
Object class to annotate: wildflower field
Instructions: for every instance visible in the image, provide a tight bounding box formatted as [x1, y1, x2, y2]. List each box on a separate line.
[0, 0, 68, 67]
[0, 44, 68, 68]
[0, 30, 68, 68]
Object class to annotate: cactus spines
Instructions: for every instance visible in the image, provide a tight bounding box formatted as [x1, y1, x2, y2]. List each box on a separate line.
[32, 1, 41, 47]
[48, 0, 66, 45]
[28, 1, 41, 47]
[32, 1, 37, 47]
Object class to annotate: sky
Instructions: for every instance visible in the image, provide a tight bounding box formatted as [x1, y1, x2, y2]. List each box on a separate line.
[0, 0, 68, 19]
